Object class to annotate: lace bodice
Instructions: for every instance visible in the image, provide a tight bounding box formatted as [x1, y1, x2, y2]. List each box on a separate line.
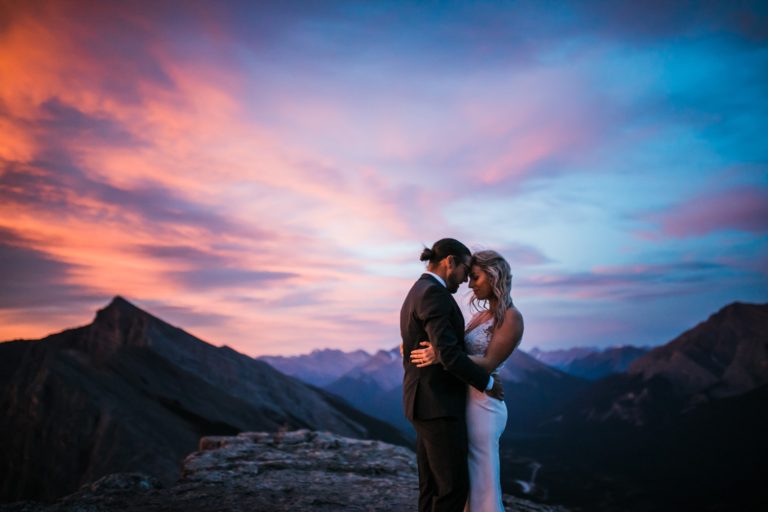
[465, 317, 505, 370]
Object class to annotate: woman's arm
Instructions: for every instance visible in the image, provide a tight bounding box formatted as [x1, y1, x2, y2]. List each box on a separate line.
[467, 354, 493, 372]
[470, 309, 524, 372]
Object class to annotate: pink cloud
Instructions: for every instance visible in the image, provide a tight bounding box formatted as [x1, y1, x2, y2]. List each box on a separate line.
[0, 14, 396, 351]
[649, 186, 768, 238]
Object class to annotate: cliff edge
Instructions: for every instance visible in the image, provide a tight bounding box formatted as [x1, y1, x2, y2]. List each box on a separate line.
[2, 430, 569, 511]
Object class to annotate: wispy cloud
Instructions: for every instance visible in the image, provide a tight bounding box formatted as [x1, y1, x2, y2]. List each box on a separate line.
[518, 261, 732, 300]
[643, 186, 768, 238]
[0, 227, 101, 308]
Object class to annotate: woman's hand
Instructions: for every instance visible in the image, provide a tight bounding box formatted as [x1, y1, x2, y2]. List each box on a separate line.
[410, 341, 438, 367]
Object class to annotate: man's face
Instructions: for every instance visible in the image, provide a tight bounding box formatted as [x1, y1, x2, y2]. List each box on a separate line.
[445, 255, 471, 294]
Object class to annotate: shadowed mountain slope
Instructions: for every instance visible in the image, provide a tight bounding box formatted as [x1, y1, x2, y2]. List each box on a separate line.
[0, 297, 408, 503]
[559, 302, 768, 427]
[506, 302, 768, 511]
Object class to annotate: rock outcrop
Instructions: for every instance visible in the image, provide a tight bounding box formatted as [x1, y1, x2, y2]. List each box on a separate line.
[2, 430, 570, 512]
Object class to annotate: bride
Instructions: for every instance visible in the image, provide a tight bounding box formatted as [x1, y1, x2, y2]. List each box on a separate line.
[410, 250, 524, 512]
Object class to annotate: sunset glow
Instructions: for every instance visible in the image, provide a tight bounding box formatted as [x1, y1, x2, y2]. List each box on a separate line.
[2, 1, 766, 355]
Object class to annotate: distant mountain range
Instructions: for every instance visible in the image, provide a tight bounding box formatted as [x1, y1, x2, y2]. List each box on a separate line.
[529, 345, 650, 380]
[324, 347, 411, 433]
[528, 346, 600, 367]
[259, 349, 371, 387]
[266, 340, 589, 438]
[259, 347, 412, 433]
[257, 340, 650, 439]
[0, 297, 408, 503]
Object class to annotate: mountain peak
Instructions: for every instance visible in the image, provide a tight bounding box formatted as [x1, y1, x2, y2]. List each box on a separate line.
[710, 301, 765, 322]
[102, 295, 142, 314]
[628, 302, 768, 398]
[94, 296, 165, 328]
[85, 296, 158, 353]
[109, 294, 132, 306]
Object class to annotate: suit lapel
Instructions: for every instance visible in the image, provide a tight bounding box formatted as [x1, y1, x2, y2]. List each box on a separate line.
[420, 273, 466, 345]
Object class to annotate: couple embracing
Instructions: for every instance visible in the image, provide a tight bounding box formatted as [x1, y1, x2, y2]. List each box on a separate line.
[400, 238, 524, 512]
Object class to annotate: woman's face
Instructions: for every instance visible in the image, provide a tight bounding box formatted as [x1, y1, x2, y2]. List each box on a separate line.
[469, 265, 492, 301]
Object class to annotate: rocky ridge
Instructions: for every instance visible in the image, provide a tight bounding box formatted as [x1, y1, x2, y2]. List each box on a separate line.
[3, 430, 569, 512]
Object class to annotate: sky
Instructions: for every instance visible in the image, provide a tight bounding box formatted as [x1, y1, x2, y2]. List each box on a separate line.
[1, 0, 767, 356]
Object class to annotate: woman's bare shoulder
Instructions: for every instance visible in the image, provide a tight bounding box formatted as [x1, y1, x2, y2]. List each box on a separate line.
[503, 307, 524, 338]
[505, 306, 523, 323]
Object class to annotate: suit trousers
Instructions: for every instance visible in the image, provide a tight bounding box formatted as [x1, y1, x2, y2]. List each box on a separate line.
[412, 416, 469, 512]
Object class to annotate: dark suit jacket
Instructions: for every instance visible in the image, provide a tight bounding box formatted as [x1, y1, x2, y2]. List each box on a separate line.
[400, 273, 490, 421]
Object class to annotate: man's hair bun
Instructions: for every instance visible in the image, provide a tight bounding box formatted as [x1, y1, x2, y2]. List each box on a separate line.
[419, 238, 471, 265]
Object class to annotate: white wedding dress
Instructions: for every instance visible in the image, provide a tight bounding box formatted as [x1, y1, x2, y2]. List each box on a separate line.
[464, 318, 507, 512]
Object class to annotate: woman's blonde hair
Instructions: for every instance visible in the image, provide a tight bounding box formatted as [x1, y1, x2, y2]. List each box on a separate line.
[469, 250, 514, 328]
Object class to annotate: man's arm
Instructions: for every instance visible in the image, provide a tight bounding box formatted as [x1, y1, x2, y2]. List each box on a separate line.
[418, 285, 490, 391]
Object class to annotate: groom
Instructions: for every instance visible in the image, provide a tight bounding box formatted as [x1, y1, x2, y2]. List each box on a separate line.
[400, 238, 503, 512]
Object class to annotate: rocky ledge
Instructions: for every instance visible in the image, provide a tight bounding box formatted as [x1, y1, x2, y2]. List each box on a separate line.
[2, 430, 568, 511]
